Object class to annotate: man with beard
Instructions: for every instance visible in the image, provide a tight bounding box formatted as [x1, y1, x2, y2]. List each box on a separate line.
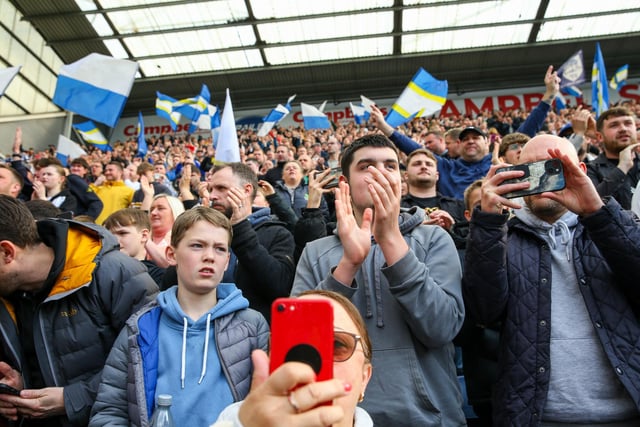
[463, 134, 640, 426]
[400, 149, 467, 249]
[207, 162, 295, 322]
[586, 107, 639, 209]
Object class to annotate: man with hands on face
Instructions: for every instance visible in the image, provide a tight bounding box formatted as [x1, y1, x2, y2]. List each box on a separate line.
[292, 134, 466, 426]
[207, 162, 295, 322]
[463, 134, 640, 426]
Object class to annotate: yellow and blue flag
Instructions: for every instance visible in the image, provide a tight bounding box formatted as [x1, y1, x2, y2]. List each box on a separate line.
[609, 64, 629, 91]
[156, 92, 181, 130]
[73, 121, 111, 151]
[591, 43, 609, 119]
[173, 84, 212, 133]
[386, 68, 448, 128]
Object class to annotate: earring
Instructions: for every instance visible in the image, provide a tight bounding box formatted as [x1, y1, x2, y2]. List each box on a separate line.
[358, 393, 365, 403]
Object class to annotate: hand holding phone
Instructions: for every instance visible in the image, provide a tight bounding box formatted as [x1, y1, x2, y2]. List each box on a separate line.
[0, 383, 20, 396]
[323, 168, 342, 189]
[269, 298, 333, 382]
[496, 158, 566, 199]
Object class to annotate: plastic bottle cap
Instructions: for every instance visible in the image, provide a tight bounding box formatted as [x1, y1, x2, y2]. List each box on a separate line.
[157, 394, 172, 405]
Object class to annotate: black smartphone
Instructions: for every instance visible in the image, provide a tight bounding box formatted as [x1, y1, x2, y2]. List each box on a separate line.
[323, 167, 342, 189]
[496, 158, 566, 199]
[0, 383, 20, 396]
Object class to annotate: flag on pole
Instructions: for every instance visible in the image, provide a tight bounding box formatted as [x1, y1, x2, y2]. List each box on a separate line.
[73, 121, 111, 151]
[53, 53, 138, 127]
[56, 134, 87, 166]
[173, 84, 211, 133]
[591, 42, 609, 119]
[156, 92, 181, 130]
[195, 104, 220, 130]
[557, 50, 586, 90]
[301, 103, 331, 129]
[0, 66, 21, 97]
[350, 102, 370, 125]
[257, 94, 296, 137]
[137, 111, 147, 157]
[385, 68, 448, 128]
[610, 64, 629, 91]
[360, 95, 376, 112]
[215, 89, 240, 163]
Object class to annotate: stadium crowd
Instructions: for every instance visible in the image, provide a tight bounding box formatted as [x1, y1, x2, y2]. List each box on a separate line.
[1, 71, 640, 427]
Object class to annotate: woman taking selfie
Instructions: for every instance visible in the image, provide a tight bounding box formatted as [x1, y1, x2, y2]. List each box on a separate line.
[31, 163, 78, 215]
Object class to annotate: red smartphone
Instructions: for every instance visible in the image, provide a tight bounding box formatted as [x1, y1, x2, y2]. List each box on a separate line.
[269, 297, 334, 382]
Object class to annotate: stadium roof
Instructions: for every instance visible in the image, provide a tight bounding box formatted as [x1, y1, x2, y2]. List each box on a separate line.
[4, 0, 640, 118]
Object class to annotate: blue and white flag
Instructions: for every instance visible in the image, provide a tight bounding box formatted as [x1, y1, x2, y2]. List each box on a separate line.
[56, 134, 86, 166]
[591, 42, 609, 118]
[386, 68, 448, 128]
[562, 86, 583, 98]
[137, 111, 147, 157]
[350, 102, 370, 125]
[0, 66, 21, 97]
[554, 93, 567, 112]
[173, 84, 212, 133]
[610, 64, 629, 91]
[215, 89, 240, 163]
[156, 92, 181, 130]
[301, 102, 331, 129]
[360, 95, 376, 112]
[257, 94, 296, 137]
[53, 53, 138, 128]
[73, 121, 111, 151]
[196, 104, 220, 130]
[557, 50, 586, 90]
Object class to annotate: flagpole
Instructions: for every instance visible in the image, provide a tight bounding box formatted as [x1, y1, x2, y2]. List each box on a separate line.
[63, 111, 74, 138]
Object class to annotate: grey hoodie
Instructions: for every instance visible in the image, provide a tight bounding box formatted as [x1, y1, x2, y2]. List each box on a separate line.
[292, 207, 466, 426]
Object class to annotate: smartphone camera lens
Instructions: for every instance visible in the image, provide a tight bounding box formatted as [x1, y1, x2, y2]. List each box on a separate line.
[277, 303, 286, 313]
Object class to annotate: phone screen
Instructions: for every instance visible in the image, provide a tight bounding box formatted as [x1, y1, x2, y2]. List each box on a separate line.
[269, 298, 334, 381]
[496, 158, 565, 199]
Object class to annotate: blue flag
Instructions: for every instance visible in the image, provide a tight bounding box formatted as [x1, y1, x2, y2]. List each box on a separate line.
[173, 84, 211, 133]
[386, 68, 448, 128]
[591, 43, 609, 119]
[609, 64, 629, 91]
[53, 53, 137, 128]
[557, 50, 586, 90]
[137, 111, 147, 157]
[73, 121, 111, 151]
[257, 95, 296, 137]
[156, 92, 181, 130]
[301, 102, 331, 129]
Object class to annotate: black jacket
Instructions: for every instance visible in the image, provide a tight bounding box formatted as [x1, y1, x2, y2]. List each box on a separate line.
[0, 219, 157, 426]
[463, 199, 640, 426]
[586, 152, 640, 210]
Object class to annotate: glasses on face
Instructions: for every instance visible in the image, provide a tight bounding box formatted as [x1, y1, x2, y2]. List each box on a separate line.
[334, 330, 362, 362]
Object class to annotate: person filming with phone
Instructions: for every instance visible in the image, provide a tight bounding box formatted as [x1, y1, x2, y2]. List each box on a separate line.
[463, 134, 640, 426]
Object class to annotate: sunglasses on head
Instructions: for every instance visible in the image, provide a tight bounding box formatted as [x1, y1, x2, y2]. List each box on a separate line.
[334, 330, 362, 362]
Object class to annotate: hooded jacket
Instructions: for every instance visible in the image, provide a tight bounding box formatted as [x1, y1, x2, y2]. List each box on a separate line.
[89, 284, 269, 427]
[463, 198, 640, 426]
[0, 219, 157, 426]
[292, 207, 466, 426]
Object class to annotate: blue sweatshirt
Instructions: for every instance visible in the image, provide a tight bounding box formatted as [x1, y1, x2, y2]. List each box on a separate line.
[154, 285, 249, 425]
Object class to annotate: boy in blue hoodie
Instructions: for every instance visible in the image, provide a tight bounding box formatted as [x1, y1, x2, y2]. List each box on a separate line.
[90, 207, 270, 427]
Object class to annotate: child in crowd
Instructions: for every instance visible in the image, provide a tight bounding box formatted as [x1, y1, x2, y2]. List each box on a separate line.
[104, 208, 166, 287]
[90, 207, 269, 427]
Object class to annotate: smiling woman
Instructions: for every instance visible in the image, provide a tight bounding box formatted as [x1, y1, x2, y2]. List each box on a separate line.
[145, 194, 184, 268]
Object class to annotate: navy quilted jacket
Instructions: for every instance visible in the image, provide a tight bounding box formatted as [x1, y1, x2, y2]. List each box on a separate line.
[463, 198, 640, 426]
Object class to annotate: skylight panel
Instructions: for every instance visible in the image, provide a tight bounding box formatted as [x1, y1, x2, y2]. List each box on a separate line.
[258, 11, 393, 44]
[264, 37, 392, 65]
[138, 49, 263, 77]
[250, 0, 393, 19]
[402, 24, 532, 53]
[537, 14, 640, 41]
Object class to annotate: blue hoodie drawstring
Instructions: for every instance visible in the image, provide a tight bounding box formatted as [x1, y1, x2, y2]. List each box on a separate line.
[198, 313, 212, 384]
[181, 317, 187, 389]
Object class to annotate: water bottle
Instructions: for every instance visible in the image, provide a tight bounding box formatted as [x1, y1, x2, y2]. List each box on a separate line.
[150, 394, 175, 427]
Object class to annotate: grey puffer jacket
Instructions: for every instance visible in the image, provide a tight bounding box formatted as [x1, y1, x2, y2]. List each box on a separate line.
[463, 198, 640, 426]
[89, 289, 269, 427]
